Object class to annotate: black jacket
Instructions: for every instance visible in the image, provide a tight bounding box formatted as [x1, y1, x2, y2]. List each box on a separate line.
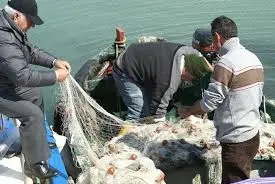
[0, 10, 56, 98]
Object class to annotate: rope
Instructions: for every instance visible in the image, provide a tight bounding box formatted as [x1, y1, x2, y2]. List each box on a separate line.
[263, 95, 268, 123]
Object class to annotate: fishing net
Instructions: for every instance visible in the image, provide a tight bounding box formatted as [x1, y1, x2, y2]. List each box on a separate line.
[255, 122, 275, 161]
[55, 35, 275, 183]
[57, 72, 275, 184]
[58, 76, 166, 184]
[56, 75, 224, 184]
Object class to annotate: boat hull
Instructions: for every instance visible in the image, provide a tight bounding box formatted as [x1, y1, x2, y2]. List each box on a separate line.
[0, 116, 69, 184]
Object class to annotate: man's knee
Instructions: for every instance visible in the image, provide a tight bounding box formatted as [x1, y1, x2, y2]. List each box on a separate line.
[18, 87, 44, 110]
[17, 101, 44, 123]
[29, 109, 44, 123]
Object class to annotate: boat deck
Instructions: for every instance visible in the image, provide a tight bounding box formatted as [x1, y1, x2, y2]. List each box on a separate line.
[0, 154, 33, 184]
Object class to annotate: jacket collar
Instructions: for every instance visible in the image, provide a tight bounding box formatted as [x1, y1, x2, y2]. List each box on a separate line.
[219, 37, 243, 56]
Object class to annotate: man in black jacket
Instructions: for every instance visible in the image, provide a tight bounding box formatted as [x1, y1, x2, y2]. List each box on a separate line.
[113, 42, 212, 123]
[0, 0, 70, 179]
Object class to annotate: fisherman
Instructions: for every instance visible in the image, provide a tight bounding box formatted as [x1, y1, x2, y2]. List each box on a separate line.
[112, 42, 212, 123]
[0, 0, 70, 179]
[172, 28, 218, 119]
[192, 28, 219, 65]
[179, 16, 264, 183]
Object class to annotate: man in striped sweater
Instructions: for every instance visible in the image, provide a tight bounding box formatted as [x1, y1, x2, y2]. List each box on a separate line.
[179, 16, 264, 183]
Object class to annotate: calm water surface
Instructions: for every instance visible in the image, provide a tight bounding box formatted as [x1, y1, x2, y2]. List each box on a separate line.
[1, 0, 274, 124]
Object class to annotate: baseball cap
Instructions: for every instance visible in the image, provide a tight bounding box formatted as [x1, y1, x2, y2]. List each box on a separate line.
[192, 28, 212, 46]
[8, 0, 44, 25]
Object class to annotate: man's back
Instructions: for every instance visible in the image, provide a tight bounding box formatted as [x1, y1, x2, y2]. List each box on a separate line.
[122, 42, 183, 86]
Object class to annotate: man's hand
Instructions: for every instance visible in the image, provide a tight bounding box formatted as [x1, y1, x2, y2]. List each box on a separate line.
[55, 68, 69, 82]
[177, 101, 205, 119]
[204, 57, 214, 72]
[178, 106, 192, 119]
[54, 59, 71, 73]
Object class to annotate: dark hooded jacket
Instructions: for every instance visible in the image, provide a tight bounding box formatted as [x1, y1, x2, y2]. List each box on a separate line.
[0, 10, 56, 98]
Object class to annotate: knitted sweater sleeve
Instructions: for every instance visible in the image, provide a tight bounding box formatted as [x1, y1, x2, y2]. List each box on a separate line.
[200, 60, 233, 112]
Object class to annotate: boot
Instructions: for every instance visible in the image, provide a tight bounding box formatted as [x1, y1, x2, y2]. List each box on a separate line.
[24, 161, 58, 179]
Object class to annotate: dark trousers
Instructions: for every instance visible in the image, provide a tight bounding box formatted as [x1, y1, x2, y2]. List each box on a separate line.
[221, 132, 259, 184]
[0, 87, 50, 164]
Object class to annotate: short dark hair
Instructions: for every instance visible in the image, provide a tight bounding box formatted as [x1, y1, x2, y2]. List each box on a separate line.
[211, 16, 238, 40]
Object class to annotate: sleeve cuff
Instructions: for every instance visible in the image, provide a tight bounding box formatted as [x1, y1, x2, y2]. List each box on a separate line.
[153, 116, 166, 123]
[52, 59, 57, 68]
[200, 99, 212, 113]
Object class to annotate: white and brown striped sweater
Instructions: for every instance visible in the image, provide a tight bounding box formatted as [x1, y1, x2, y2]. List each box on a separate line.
[200, 37, 264, 143]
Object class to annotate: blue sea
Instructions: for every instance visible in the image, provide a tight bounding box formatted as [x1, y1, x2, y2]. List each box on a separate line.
[1, 0, 274, 124]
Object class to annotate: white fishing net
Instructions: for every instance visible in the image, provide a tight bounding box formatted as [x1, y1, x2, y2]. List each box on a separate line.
[57, 73, 275, 184]
[58, 76, 167, 184]
[58, 75, 125, 168]
[255, 122, 275, 161]
[57, 75, 226, 184]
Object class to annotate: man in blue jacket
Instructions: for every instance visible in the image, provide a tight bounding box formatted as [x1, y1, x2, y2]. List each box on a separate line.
[0, 0, 70, 179]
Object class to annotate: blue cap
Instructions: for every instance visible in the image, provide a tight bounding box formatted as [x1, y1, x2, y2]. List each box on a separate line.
[193, 28, 212, 46]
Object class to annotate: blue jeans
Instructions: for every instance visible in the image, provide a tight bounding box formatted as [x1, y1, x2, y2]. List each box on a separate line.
[112, 67, 149, 122]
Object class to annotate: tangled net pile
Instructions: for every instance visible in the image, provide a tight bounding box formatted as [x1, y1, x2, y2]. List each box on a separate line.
[57, 76, 225, 184]
[58, 75, 275, 184]
[58, 76, 165, 184]
[255, 122, 275, 161]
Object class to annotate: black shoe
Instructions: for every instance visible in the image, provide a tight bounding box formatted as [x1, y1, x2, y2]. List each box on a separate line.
[24, 161, 58, 179]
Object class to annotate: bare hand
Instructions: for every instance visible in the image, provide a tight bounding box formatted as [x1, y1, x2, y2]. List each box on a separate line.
[177, 106, 192, 119]
[55, 68, 69, 82]
[203, 57, 214, 72]
[54, 60, 71, 73]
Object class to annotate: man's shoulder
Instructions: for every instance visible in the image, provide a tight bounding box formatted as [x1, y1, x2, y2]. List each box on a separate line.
[0, 29, 16, 45]
[223, 47, 260, 63]
[0, 33, 21, 60]
[218, 49, 262, 73]
[178, 45, 200, 55]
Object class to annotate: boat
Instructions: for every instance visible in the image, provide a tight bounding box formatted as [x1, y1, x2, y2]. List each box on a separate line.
[72, 28, 204, 122]
[3, 28, 274, 184]
[61, 27, 275, 184]
[72, 27, 275, 123]
[0, 115, 69, 184]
